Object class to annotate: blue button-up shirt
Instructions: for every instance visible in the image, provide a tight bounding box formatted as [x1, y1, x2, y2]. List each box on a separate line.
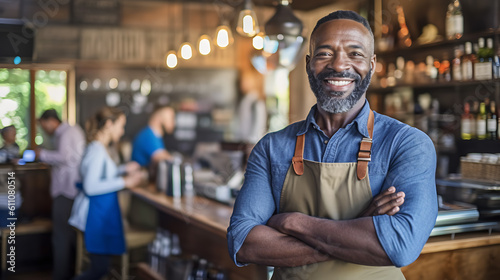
[227, 101, 438, 268]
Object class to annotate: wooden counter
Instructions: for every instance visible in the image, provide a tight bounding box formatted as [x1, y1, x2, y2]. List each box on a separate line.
[402, 231, 500, 280]
[130, 186, 267, 280]
[131, 186, 500, 280]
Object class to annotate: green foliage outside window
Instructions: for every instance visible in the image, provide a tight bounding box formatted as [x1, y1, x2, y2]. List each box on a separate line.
[0, 68, 30, 152]
[0, 68, 67, 153]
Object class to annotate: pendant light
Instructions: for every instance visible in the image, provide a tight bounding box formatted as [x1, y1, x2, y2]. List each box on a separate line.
[215, 23, 233, 48]
[236, 0, 259, 37]
[214, 5, 234, 48]
[197, 5, 212, 56]
[179, 3, 194, 60]
[166, 2, 178, 69]
[252, 32, 265, 50]
[264, 0, 304, 69]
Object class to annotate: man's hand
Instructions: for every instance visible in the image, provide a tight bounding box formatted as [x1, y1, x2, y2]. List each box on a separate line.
[358, 186, 405, 217]
[34, 146, 42, 159]
[125, 161, 141, 174]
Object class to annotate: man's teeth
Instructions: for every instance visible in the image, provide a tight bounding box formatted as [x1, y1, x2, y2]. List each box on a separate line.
[327, 80, 352, 86]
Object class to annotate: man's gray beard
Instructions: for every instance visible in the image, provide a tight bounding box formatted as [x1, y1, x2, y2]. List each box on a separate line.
[307, 68, 372, 114]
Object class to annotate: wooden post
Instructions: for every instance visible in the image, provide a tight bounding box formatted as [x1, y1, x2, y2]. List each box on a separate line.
[29, 69, 36, 148]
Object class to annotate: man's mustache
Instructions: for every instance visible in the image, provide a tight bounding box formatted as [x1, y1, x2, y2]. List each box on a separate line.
[316, 70, 361, 82]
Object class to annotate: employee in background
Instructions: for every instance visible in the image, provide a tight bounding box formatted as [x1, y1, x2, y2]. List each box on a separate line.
[131, 105, 176, 168]
[69, 106, 144, 280]
[228, 11, 437, 279]
[236, 71, 267, 144]
[0, 125, 20, 163]
[36, 109, 85, 280]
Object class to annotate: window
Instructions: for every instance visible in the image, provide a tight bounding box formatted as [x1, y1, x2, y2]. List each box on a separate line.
[0, 67, 70, 153]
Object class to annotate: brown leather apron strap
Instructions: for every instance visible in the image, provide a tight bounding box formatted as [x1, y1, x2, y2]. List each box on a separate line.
[292, 134, 305, 175]
[357, 110, 374, 180]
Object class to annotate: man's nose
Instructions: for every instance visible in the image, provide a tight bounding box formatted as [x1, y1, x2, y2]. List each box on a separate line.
[328, 53, 351, 72]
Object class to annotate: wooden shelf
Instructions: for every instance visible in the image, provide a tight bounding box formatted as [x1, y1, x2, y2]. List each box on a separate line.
[369, 78, 500, 92]
[376, 29, 499, 58]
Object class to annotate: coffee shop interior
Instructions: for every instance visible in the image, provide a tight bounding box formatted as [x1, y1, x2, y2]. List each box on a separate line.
[1, 0, 500, 279]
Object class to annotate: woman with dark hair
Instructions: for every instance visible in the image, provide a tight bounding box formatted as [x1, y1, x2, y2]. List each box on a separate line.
[69, 106, 144, 280]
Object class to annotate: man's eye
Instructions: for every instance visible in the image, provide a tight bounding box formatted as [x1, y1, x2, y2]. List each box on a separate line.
[316, 52, 331, 57]
[350, 52, 364, 57]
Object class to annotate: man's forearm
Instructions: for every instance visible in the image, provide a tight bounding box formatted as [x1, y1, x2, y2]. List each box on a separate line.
[237, 225, 331, 267]
[272, 214, 393, 266]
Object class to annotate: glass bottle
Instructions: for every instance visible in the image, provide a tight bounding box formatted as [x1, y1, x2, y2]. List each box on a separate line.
[476, 102, 487, 140]
[461, 102, 473, 140]
[452, 47, 463, 81]
[470, 100, 479, 139]
[487, 100, 497, 139]
[462, 42, 474, 81]
[445, 0, 464, 40]
[475, 38, 493, 80]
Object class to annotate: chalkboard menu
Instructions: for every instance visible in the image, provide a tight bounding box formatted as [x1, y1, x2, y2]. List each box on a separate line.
[72, 0, 120, 25]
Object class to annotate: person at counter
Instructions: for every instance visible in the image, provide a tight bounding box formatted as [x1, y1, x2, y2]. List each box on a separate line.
[131, 105, 175, 167]
[0, 125, 20, 163]
[227, 10, 438, 279]
[69, 106, 144, 280]
[36, 109, 85, 280]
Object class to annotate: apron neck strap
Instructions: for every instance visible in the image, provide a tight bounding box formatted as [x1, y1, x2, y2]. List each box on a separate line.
[292, 133, 305, 176]
[357, 109, 374, 180]
[292, 109, 375, 179]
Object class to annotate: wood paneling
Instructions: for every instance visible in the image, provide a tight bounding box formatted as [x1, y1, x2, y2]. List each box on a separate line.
[402, 243, 500, 280]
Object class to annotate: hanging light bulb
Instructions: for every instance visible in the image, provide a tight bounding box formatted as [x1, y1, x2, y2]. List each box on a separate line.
[264, 0, 305, 69]
[166, 50, 178, 68]
[236, 0, 259, 37]
[215, 24, 234, 48]
[252, 32, 265, 50]
[198, 35, 212, 55]
[179, 42, 194, 60]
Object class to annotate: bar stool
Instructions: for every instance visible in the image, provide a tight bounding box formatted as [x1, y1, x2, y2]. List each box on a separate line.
[75, 226, 155, 279]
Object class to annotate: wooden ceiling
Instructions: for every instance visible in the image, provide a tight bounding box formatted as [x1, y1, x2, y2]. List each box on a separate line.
[252, 0, 342, 11]
[175, 0, 342, 11]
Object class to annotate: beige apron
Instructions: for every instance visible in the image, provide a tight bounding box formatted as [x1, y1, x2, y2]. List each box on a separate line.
[272, 110, 405, 280]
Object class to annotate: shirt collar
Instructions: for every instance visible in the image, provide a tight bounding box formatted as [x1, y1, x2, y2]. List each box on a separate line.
[296, 100, 371, 138]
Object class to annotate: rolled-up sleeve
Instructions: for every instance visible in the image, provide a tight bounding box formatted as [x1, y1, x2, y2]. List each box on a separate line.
[373, 127, 438, 267]
[227, 135, 277, 267]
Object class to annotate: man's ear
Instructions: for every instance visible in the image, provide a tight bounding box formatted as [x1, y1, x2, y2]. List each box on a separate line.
[370, 54, 376, 78]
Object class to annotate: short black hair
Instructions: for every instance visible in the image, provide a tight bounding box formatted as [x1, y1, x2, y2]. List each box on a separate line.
[1, 125, 15, 137]
[312, 10, 373, 37]
[39, 109, 62, 122]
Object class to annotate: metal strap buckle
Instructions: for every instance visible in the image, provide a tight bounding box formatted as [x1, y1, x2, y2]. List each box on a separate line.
[361, 137, 372, 143]
[357, 157, 371, 162]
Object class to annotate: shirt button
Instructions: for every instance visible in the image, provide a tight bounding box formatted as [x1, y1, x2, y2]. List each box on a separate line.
[324, 140, 328, 144]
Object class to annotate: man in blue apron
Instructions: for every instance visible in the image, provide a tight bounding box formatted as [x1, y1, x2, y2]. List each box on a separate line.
[227, 10, 437, 279]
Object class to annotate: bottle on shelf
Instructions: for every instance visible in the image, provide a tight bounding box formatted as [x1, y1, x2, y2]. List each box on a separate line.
[474, 37, 494, 80]
[445, 0, 464, 40]
[494, 46, 500, 79]
[426, 55, 438, 81]
[487, 100, 497, 139]
[452, 46, 463, 81]
[395, 56, 405, 83]
[476, 102, 487, 140]
[461, 102, 474, 140]
[462, 42, 474, 81]
[439, 53, 451, 82]
[471, 100, 479, 139]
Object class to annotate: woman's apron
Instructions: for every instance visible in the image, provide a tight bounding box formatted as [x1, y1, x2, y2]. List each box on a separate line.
[272, 110, 405, 280]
